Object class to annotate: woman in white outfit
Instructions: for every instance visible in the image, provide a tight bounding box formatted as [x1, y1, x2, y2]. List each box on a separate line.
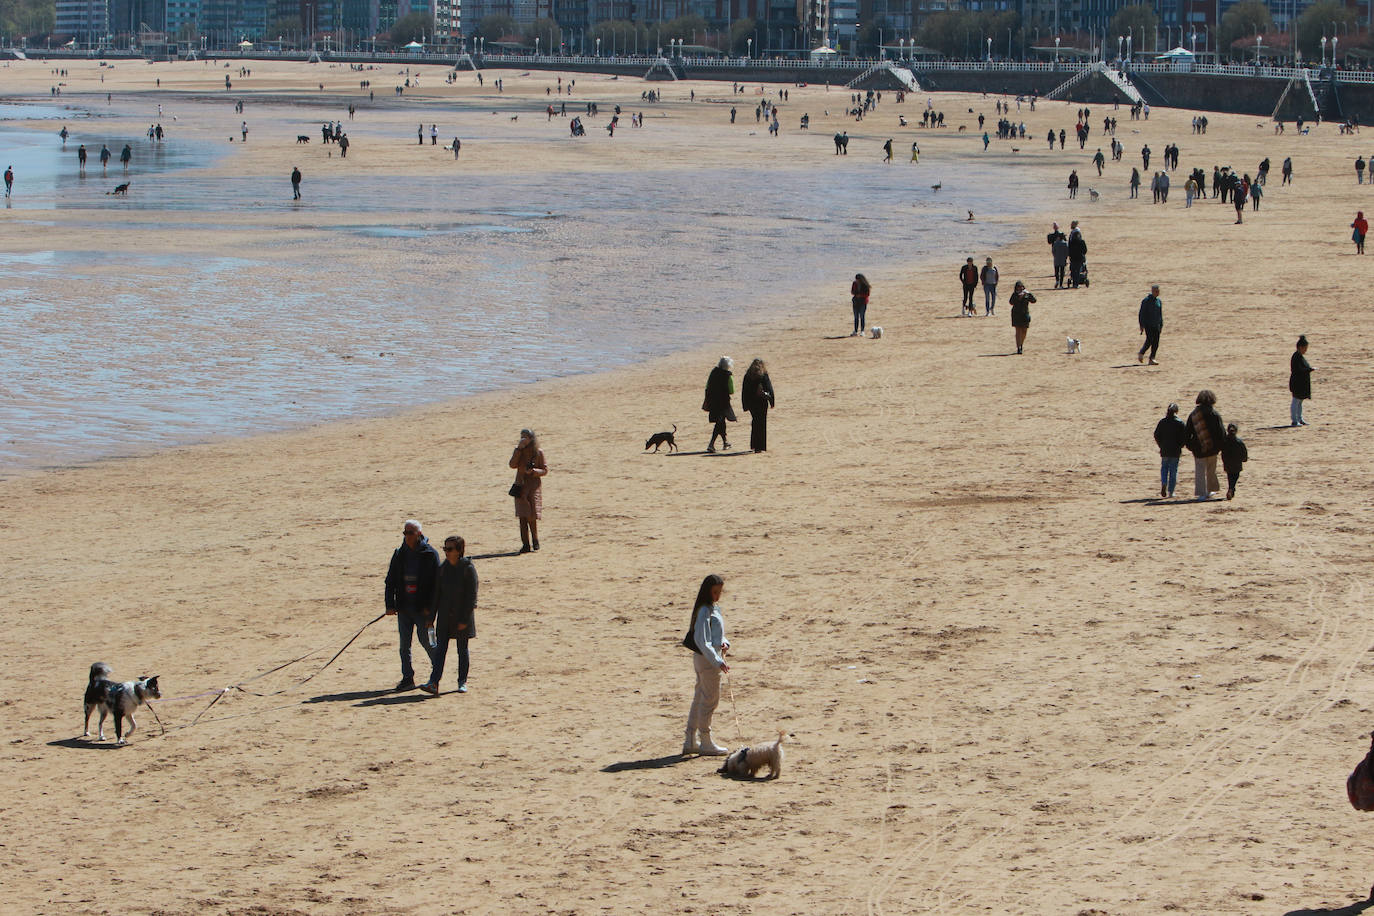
[683, 574, 730, 756]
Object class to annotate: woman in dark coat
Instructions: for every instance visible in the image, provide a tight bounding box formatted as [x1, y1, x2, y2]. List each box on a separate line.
[1289, 335, 1312, 426]
[740, 358, 775, 453]
[703, 357, 736, 452]
[1008, 280, 1035, 354]
[420, 535, 478, 694]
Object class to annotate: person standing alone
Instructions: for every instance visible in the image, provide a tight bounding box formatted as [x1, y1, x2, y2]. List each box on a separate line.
[509, 429, 549, 553]
[384, 519, 441, 690]
[290, 166, 302, 200]
[850, 273, 871, 336]
[1137, 284, 1163, 364]
[681, 574, 731, 757]
[1289, 335, 1313, 426]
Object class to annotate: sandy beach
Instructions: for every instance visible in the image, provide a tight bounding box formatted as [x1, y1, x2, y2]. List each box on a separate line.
[3, 59, 1374, 915]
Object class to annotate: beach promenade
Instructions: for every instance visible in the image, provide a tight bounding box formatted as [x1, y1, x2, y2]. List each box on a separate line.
[2, 60, 1373, 914]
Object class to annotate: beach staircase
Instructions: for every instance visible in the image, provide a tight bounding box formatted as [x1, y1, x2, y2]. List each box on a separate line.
[453, 53, 478, 71]
[644, 55, 680, 80]
[1272, 70, 1322, 122]
[1313, 70, 1343, 121]
[1045, 62, 1140, 104]
[845, 62, 921, 92]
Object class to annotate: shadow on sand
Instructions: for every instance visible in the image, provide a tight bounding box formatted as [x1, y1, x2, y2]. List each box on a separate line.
[47, 736, 126, 750]
[303, 688, 394, 705]
[1284, 895, 1374, 916]
[469, 550, 525, 561]
[602, 753, 694, 773]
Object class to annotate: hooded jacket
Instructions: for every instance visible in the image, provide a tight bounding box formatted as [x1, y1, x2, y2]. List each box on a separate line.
[385, 536, 442, 615]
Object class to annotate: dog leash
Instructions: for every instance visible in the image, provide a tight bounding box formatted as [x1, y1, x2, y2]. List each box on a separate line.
[723, 672, 744, 745]
[145, 613, 384, 736]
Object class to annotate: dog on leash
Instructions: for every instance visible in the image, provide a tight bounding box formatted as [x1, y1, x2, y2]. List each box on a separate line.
[870, 326, 883, 339]
[1066, 337, 1083, 354]
[644, 423, 678, 453]
[296, 135, 311, 143]
[107, 182, 130, 196]
[719, 731, 787, 780]
[83, 662, 160, 744]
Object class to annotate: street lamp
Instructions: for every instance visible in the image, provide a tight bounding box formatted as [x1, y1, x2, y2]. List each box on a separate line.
[986, 36, 992, 61]
[1118, 34, 1123, 60]
[1333, 35, 1339, 65]
[1055, 35, 1060, 61]
[747, 36, 752, 57]
[596, 36, 600, 56]
[1126, 34, 1132, 61]
[1321, 36, 1327, 66]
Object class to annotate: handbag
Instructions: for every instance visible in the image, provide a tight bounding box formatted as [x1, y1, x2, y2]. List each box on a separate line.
[508, 482, 522, 498]
[1348, 732, 1374, 811]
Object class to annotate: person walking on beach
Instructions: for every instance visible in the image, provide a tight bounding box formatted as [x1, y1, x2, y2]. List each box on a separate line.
[740, 358, 775, 453]
[1357, 156, 1366, 184]
[1093, 148, 1105, 176]
[1184, 390, 1225, 501]
[1046, 222, 1067, 288]
[430, 124, 438, 145]
[1153, 403, 1186, 498]
[417, 123, 424, 145]
[959, 258, 978, 316]
[883, 138, 893, 162]
[99, 144, 110, 172]
[1067, 222, 1087, 288]
[77, 144, 87, 173]
[3, 165, 11, 198]
[1009, 280, 1035, 354]
[452, 137, 461, 159]
[1129, 167, 1141, 199]
[980, 257, 999, 316]
[419, 535, 478, 695]
[241, 121, 248, 142]
[910, 140, 919, 163]
[509, 429, 548, 553]
[1067, 169, 1079, 199]
[1141, 144, 1151, 170]
[1233, 180, 1246, 224]
[850, 273, 871, 335]
[120, 144, 131, 170]
[1290, 335, 1313, 426]
[1137, 284, 1163, 365]
[703, 357, 737, 453]
[1352, 211, 1368, 254]
[290, 166, 302, 200]
[384, 519, 441, 691]
[1282, 156, 1292, 185]
[1221, 424, 1248, 500]
[681, 574, 730, 757]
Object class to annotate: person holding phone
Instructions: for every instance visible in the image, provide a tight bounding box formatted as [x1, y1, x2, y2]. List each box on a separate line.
[509, 429, 548, 554]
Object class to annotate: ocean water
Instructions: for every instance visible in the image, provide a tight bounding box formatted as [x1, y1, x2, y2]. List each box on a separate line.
[0, 116, 1056, 474]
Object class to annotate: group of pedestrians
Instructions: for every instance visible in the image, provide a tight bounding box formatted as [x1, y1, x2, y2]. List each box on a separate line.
[703, 357, 775, 454]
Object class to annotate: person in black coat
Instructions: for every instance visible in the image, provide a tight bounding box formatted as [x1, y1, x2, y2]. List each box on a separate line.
[740, 358, 776, 453]
[1289, 335, 1312, 426]
[420, 535, 479, 694]
[1067, 223, 1087, 288]
[1153, 402, 1186, 497]
[1137, 284, 1163, 364]
[703, 357, 736, 452]
[1221, 424, 1249, 500]
[384, 519, 442, 690]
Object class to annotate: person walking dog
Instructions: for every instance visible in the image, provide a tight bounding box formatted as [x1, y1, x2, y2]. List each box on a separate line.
[682, 574, 731, 757]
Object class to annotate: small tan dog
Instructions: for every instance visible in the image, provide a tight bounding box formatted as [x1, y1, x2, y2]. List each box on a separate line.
[718, 731, 787, 780]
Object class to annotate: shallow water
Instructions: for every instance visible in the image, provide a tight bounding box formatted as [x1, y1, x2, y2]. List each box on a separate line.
[0, 113, 1057, 474]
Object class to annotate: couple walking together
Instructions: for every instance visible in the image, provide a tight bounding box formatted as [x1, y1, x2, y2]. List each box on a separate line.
[705, 357, 775, 453]
[384, 522, 478, 694]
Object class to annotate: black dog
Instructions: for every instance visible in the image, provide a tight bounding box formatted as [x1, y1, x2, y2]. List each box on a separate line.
[296, 135, 311, 143]
[107, 182, 129, 196]
[645, 423, 678, 453]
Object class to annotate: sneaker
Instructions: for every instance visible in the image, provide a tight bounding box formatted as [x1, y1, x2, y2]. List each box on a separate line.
[722, 442, 731, 450]
[395, 677, 416, 691]
[457, 683, 468, 693]
[1148, 359, 1159, 365]
[418, 682, 439, 695]
[1138, 354, 1145, 363]
[706, 445, 716, 453]
[1299, 419, 1309, 426]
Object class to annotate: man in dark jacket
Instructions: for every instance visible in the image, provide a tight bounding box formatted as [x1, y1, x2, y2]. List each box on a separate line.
[1137, 284, 1163, 364]
[420, 535, 479, 695]
[1067, 223, 1087, 288]
[384, 519, 442, 690]
[959, 257, 978, 315]
[1184, 390, 1225, 501]
[1046, 223, 1067, 288]
[1153, 402, 1186, 497]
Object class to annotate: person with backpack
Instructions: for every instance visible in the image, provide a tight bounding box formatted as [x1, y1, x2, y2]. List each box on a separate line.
[682, 574, 730, 756]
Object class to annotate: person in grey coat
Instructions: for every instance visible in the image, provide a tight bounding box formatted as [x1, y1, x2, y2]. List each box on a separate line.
[421, 535, 479, 694]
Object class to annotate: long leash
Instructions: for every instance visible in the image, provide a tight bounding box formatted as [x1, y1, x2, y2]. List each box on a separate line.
[146, 613, 385, 735]
[723, 672, 744, 745]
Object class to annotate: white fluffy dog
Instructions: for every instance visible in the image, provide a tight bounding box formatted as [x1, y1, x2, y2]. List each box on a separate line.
[1066, 337, 1082, 354]
[719, 731, 787, 780]
[870, 326, 883, 339]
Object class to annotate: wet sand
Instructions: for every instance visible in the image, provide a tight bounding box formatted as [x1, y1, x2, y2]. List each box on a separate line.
[4, 60, 1374, 915]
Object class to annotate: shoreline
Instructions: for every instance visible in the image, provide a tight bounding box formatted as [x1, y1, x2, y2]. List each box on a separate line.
[5, 61, 1374, 914]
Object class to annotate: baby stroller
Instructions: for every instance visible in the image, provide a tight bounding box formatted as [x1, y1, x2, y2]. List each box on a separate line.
[1070, 260, 1090, 288]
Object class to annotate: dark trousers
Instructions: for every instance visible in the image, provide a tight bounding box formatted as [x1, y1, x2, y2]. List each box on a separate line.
[1226, 470, 1241, 492]
[852, 301, 867, 332]
[961, 284, 976, 309]
[710, 419, 728, 446]
[1139, 325, 1161, 360]
[396, 610, 433, 681]
[750, 405, 768, 452]
[430, 635, 469, 685]
[1054, 263, 1066, 287]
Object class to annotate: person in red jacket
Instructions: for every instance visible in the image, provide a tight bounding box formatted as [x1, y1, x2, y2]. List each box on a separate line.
[959, 258, 978, 316]
[850, 273, 871, 336]
[1352, 210, 1368, 255]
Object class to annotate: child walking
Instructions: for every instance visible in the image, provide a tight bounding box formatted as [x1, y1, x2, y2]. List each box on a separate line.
[1221, 423, 1249, 500]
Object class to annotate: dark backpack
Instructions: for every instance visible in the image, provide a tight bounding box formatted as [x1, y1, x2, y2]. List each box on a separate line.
[1348, 733, 1374, 811]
